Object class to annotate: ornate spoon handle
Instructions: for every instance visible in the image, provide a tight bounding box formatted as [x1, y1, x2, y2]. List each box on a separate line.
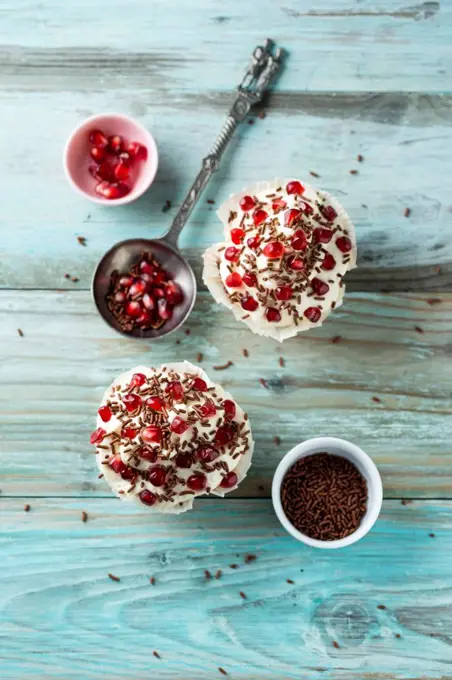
[164, 39, 283, 245]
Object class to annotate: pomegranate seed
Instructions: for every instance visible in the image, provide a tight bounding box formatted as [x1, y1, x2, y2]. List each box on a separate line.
[186, 473, 207, 492]
[129, 280, 146, 298]
[166, 381, 184, 401]
[321, 205, 338, 221]
[125, 301, 142, 318]
[138, 446, 157, 463]
[300, 200, 314, 215]
[103, 183, 130, 200]
[140, 273, 152, 284]
[152, 270, 167, 284]
[253, 209, 268, 226]
[114, 159, 131, 181]
[153, 287, 165, 299]
[94, 181, 110, 196]
[139, 489, 157, 506]
[148, 465, 167, 487]
[224, 246, 240, 262]
[225, 272, 242, 288]
[313, 227, 333, 244]
[263, 241, 284, 259]
[219, 471, 238, 488]
[89, 129, 108, 147]
[96, 157, 119, 182]
[98, 406, 112, 422]
[108, 135, 123, 154]
[127, 141, 148, 161]
[242, 271, 257, 288]
[175, 452, 192, 468]
[230, 228, 245, 244]
[272, 198, 287, 211]
[322, 253, 336, 271]
[146, 396, 165, 411]
[199, 401, 216, 418]
[140, 260, 154, 276]
[304, 307, 322, 323]
[287, 255, 305, 271]
[196, 446, 219, 463]
[109, 455, 127, 475]
[192, 377, 208, 391]
[119, 151, 132, 163]
[286, 180, 304, 195]
[291, 229, 308, 251]
[222, 399, 236, 419]
[131, 372, 146, 387]
[90, 428, 106, 445]
[336, 236, 352, 253]
[141, 425, 162, 444]
[171, 415, 188, 435]
[90, 146, 106, 163]
[241, 295, 258, 312]
[119, 276, 133, 288]
[239, 195, 256, 211]
[158, 299, 173, 320]
[121, 466, 137, 481]
[136, 311, 152, 326]
[142, 293, 155, 311]
[265, 307, 281, 323]
[165, 281, 182, 305]
[311, 278, 330, 296]
[284, 209, 302, 227]
[88, 164, 101, 180]
[276, 286, 293, 301]
[123, 393, 142, 412]
[214, 424, 234, 447]
[121, 427, 138, 439]
[247, 235, 261, 250]
[114, 291, 126, 303]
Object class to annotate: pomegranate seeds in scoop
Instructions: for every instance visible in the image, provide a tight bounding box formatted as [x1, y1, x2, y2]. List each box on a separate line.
[87, 127, 148, 200]
[106, 251, 183, 334]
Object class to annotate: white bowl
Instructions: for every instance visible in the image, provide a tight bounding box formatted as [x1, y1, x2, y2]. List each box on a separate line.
[272, 437, 383, 549]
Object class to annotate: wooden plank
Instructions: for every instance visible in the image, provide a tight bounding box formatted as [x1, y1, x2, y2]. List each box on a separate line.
[1, 0, 449, 92]
[1, 497, 451, 679]
[1, 290, 451, 499]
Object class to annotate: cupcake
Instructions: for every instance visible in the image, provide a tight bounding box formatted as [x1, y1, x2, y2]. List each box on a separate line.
[203, 179, 357, 342]
[90, 361, 253, 513]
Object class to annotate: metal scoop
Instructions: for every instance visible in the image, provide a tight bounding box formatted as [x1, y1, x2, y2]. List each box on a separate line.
[92, 39, 283, 338]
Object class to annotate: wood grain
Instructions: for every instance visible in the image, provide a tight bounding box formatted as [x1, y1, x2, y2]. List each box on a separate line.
[1, 290, 451, 499]
[1, 497, 451, 680]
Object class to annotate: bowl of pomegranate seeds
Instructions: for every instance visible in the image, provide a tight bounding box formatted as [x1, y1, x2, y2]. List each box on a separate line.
[63, 113, 158, 205]
[90, 362, 254, 513]
[203, 178, 357, 342]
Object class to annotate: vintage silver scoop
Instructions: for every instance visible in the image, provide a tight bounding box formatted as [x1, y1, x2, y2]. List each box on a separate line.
[92, 39, 283, 338]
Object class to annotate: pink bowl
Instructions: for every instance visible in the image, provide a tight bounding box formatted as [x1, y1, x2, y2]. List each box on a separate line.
[63, 113, 158, 205]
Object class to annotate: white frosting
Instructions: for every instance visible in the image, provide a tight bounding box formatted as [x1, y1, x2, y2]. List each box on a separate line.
[94, 362, 254, 513]
[203, 178, 357, 342]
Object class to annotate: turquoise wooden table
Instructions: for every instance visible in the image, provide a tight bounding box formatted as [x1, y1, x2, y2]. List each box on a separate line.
[1, 1, 452, 678]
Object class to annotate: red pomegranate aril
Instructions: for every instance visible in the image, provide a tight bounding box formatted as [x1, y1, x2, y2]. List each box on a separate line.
[146, 396, 165, 412]
[171, 415, 189, 435]
[119, 276, 133, 288]
[123, 393, 142, 412]
[311, 277, 330, 296]
[199, 401, 216, 418]
[109, 454, 127, 475]
[284, 209, 302, 227]
[304, 306, 322, 323]
[192, 377, 208, 391]
[313, 227, 333, 244]
[119, 151, 132, 163]
[287, 255, 305, 271]
[136, 311, 152, 326]
[300, 200, 314, 215]
[239, 195, 256, 211]
[230, 228, 245, 244]
[98, 405, 112, 422]
[148, 465, 167, 487]
[114, 291, 126, 304]
[96, 158, 118, 182]
[225, 272, 242, 288]
[187, 473, 207, 492]
[336, 236, 352, 253]
[108, 135, 123, 154]
[224, 246, 240, 263]
[322, 253, 336, 271]
[95, 181, 110, 196]
[90, 428, 106, 445]
[121, 427, 138, 439]
[263, 241, 284, 259]
[114, 159, 131, 181]
[175, 452, 192, 468]
[141, 425, 162, 444]
[127, 141, 148, 161]
[222, 399, 236, 420]
[253, 209, 268, 226]
[125, 300, 142, 318]
[165, 281, 182, 305]
[291, 229, 308, 251]
[241, 295, 258, 312]
[129, 280, 146, 298]
[89, 129, 108, 147]
[166, 381, 184, 401]
[139, 489, 157, 506]
[275, 285, 293, 301]
[242, 271, 257, 288]
[196, 446, 219, 463]
[98, 182, 129, 200]
[142, 293, 155, 311]
[219, 471, 238, 489]
[131, 372, 146, 387]
[321, 205, 338, 222]
[214, 424, 234, 447]
[286, 180, 304, 195]
[265, 307, 281, 323]
[247, 235, 261, 250]
[272, 198, 287, 211]
[140, 260, 154, 276]
[90, 146, 106, 163]
[158, 298, 173, 320]
[121, 466, 137, 481]
[153, 287, 165, 299]
[139, 446, 157, 463]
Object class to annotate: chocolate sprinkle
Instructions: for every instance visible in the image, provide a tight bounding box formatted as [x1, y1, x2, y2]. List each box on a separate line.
[215, 569, 222, 579]
[309, 171, 320, 178]
[349, 169, 358, 175]
[212, 361, 233, 371]
[404, 207, 411, 218]
[357, 154, 364, 162]
[150, 576, 156, 585]
[204, 569, 212, 580]
[153, 651, 161, 659]
[287, 579, 295, 584]
[274, 436, 281, 446]
[24, 504, 30, 512]
[197, 352, 203, 362]
[229, 564, 238, 569]
[377, 604, 386, 610]
[332, 640, 340, 649]
[17, 328, 24, 337]
[81, 511, 88, 523]
[244, 554, 257, 564]
[162, 200, 171, 213]
[242, 348, 249, 358]
[108, 573, 120, 582]
[77, 236, 87, 246]
[331, 335, 342, 344]
[427, 298, 442, 305]
[372, 396, 381, 403]
[415, 326, 424, 334]
[239, 591, 247, 599]
[279, 356, 285, 367]
[218, 668, 228, 676]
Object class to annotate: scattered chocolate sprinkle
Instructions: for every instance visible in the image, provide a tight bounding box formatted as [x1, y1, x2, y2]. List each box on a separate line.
[309, 171, 320, 178]
[228, 210, 237, 224]
[185, 328, 191, 335]
[176, 339, 181, 344]
[274, 436, 281, 446]
[357, 154, 364, 162]
[204, 569, 212, 580]
[404, 207, 411, 218]
[242, 348, 249, 358]
[429, 533, 435, 538]
[108, 573, 120, 582]
[395, 633, 401, 639]
[372, 396, 381, 403]
[64, 273, 70, 279]
[349, 169, 358, 175]
[332, 641, 340, 649]
[81, 511, 88, 523]
[24, 504, 30, 512]
[244, 554, 257, 564]
[287, 579, 295, 584]
[213, 361, 233, 371]
[218, 668, 228, 676]
[248, 118, 255, 125]
[401, 499, 412, 505]
[98, 473, 104, 479]
[229, 564, 238, 569]
[153, 651, 161, 659]
[17, 328, 24, 337]
[239, 591, 247, 599]
[377, 604, 386, 610]
[162, 200, 171, 213]
[427, 298, 442, 305]
[259, 378, 268, 388]
[207, 199, 215, 205]
[150, 576, 156, 585]
[279, 356, 285, 367]
[71, 276, 79, 283]
[331, 335, 342, 344]
[257, 110, 266, 119]
[414, 326, 424, 334]
[77, 236, 87, 246]
[197, 352, 203, 362]
[215, 569, 222, 579]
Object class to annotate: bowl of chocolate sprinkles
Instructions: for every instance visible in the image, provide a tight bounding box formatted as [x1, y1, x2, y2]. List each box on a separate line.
[272, 437, 382, 549]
